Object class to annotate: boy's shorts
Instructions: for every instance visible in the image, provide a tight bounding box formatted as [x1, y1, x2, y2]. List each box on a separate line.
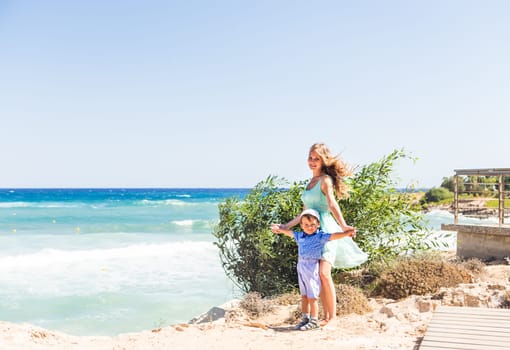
[296, 258, 320, 299]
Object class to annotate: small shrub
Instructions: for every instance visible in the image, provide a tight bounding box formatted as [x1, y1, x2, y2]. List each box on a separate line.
[335, 258, 395, 287]
[441, 176, 465, 193]
[213, 176, 304, 296]
[373, 257, 472, 300]
[286, 307, 302, 324]
[335, 269, 367, 287]
[239, 292, 274, 318]
[423, 187, 453, 203]
[459, 258, 485, 276]
[336, 284, 372, 316]
[501, 291, 510, 309]
[272, 292, 301, 306]
[225, 308, 245, 323]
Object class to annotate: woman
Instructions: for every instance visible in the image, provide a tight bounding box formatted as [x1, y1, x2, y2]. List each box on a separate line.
[274, 143, 368, 324]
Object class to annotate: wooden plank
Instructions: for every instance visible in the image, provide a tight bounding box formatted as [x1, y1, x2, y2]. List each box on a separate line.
[434, 308, 510, 316]
[423, 334, 510, 347]
[434, 306, 510, 315]
[454, 168, 510, 176]
[430, 315, 510, 324]
[420, 306, 510, 350]
[425, 326, 510, 337]
[427, 321, 510, 331]
[431, 308, 510, 319]
[431, 313, 510, 321]
[429, 319, 510, 328]
[426, 323, 510, 333]
[420, 339, 508, 350]
[427, 328, 510, 344]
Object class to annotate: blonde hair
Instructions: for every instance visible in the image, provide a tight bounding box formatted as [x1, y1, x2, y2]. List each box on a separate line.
[309, 143, 352, 199]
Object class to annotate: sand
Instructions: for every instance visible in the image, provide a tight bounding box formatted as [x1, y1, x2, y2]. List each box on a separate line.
[1, 264, 509, 350]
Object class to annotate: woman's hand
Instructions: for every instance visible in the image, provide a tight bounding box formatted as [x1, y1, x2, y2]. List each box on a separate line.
[344, 225, 357, 238]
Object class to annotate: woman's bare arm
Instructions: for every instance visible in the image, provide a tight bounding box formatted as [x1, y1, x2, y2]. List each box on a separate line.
[280, 206, 305, 229]
[321, 176, 354, 232]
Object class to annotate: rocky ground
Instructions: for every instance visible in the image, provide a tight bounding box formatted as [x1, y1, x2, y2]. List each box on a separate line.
[2, 263, 509, 350]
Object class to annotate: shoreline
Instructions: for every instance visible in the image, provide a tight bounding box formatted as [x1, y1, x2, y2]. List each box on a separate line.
[422, 196, 510, 220]
[0, 299, 434, 350]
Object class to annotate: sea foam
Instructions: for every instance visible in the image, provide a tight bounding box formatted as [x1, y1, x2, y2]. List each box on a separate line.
[0, 241, 223, 297]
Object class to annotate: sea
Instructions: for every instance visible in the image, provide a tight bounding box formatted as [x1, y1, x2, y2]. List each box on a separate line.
[0, 188, 500, 336]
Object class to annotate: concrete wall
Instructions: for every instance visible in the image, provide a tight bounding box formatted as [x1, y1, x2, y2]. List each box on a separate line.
[441, 224, 510, 260]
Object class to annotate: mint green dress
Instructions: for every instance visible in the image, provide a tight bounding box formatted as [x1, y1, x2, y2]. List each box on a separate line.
[301, 178, 368, 269]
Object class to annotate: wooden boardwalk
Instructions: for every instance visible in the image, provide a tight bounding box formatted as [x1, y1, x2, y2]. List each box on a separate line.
[420, 306, 510, 350]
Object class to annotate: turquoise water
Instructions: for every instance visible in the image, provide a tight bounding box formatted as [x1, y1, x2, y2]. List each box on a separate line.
[0, 188, 499, 336]
[0, 188, 248, 336]
[422, 209, 499, 250]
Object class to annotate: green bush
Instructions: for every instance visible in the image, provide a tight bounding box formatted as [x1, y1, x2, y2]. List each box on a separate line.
[213, 176, 303, 296]
[213, 149, 436, 296]
[440, 176, 465, 193]
[424, 187, 453, 203]
[342, 149, 436, 261]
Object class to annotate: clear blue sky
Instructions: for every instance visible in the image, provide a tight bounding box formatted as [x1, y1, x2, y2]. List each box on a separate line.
[1, 1, 509, 188]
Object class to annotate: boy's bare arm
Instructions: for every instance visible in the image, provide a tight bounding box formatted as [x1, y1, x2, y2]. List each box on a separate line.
[329, 228, 356, 241]
[270, 224, 294, 238]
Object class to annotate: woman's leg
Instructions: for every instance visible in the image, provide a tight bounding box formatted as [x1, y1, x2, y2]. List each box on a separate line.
[319, 259, 336, 322]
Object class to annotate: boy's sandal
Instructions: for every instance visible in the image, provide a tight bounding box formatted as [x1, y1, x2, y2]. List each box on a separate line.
[293, 318, 309, 330]
[300, 320, 320, 331]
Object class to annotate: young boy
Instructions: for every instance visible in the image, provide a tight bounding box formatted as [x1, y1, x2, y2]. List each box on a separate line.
[270, 208, 355, 331]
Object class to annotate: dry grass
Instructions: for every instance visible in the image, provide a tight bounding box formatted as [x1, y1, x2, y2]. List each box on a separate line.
[239, 292, 274, 318]
[372, 256, 474, 300]
[272, 292, 301, 306]
[336, 284, 372, 316]
[286, 307, 302, 323]
[240, 255, 492, 322]
[501, 291, 510, 309]
[459, 257, 486, 275]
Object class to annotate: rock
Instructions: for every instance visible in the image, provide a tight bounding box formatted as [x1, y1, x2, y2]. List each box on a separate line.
[189, 307, 226, 324]
[189, 300, 241, 324]
[465, 294, 482, 307]
[379, 306, 395, 318]
[439, 282, 509, 308]
[416, 299, 433, 313]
